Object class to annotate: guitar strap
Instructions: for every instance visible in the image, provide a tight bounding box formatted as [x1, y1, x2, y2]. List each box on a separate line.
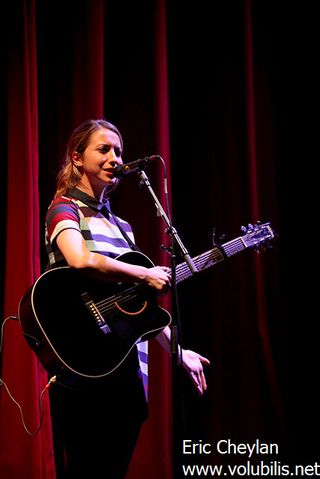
[101, 204, 141, 253]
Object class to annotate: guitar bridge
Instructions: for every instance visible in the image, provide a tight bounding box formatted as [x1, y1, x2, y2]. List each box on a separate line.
[80, 291, 111, 335]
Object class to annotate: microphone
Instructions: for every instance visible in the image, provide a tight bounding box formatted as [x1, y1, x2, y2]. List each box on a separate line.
[113, 155, 159, 177]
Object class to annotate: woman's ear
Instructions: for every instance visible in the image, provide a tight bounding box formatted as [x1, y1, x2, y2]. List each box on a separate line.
[72, 152, 82, 166]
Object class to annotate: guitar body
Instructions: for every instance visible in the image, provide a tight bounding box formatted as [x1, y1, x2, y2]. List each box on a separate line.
[18, 251, 171, 383]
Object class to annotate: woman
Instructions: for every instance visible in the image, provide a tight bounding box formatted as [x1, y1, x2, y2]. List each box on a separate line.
[46, 118, 209, 478]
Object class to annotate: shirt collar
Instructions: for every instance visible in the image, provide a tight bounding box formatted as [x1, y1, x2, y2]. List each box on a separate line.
[67, 188, 109, 212]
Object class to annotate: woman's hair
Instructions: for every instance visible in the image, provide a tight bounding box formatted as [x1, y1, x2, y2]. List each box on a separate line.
[54, 119, 123, 198]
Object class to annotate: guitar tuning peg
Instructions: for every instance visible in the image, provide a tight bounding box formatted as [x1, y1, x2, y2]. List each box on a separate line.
[241, 225, 247, 233]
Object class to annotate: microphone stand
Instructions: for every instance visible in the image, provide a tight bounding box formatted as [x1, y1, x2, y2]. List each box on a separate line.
[137, 170, 198, 478]
[138, 171, 198, 274]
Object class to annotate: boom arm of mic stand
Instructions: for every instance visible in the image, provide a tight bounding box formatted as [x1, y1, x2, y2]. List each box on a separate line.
[138, 170, 198, 274]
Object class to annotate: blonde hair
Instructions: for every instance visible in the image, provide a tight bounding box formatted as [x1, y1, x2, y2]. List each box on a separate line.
[55, 119, 123, 198]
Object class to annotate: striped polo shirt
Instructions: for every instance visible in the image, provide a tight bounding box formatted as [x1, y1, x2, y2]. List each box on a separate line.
[45, 188, 148, 397]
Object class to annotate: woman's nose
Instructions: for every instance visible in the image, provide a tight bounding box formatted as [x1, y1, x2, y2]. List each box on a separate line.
[108, 150, 122, 166]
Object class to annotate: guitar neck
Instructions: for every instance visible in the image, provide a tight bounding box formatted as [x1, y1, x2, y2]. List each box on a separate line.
[176, 235, 247, 284]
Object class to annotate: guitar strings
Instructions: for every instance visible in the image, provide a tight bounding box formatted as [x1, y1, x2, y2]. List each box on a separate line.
[223, 239, 245, 257]
[92, 241, 244, 317]
[176, 248, 224, 282]
[96, 286, 139, 314]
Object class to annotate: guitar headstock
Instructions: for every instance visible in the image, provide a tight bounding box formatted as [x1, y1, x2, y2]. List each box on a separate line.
[241, 222, 276, 250]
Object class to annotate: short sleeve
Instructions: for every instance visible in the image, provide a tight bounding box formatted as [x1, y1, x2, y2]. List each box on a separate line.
[46, 196, 81, 245]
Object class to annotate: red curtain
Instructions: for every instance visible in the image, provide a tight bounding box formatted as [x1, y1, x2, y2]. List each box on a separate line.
[244, 0, 284, 422]
[0, 1, 55, 477]
[127, 1, 173, 477]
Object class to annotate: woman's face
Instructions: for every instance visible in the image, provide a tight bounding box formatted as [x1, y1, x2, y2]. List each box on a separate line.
[73, 127, 123, 193]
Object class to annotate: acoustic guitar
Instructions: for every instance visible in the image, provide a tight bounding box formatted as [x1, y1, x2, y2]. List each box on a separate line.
[18, 222, 275, 383]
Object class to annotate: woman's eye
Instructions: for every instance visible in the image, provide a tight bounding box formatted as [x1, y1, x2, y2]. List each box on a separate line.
[100, 146, 110, 153]
[114, 148, 122, 157]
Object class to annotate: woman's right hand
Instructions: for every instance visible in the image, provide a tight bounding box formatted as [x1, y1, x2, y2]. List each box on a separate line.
[144, 266, 171, 292]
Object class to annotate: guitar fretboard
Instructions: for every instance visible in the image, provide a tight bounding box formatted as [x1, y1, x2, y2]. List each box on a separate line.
[176, 247, 224, 284]
[222, 237, 246, 257]
[175, 235, 247, 284]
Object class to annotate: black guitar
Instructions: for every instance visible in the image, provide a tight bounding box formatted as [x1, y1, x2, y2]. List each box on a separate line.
[18, 222, 275, 383]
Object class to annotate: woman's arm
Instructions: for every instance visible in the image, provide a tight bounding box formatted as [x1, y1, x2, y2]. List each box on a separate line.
[56, 229, 170, 291]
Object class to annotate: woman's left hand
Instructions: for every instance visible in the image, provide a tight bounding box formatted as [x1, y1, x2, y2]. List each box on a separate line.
[181, 349, 210, 396]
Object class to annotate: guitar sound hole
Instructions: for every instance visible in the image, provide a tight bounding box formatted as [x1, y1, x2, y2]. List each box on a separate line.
[115, 298, 148, 316]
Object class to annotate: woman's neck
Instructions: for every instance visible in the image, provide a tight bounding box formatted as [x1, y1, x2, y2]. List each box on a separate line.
[76, 182, 107, 202]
